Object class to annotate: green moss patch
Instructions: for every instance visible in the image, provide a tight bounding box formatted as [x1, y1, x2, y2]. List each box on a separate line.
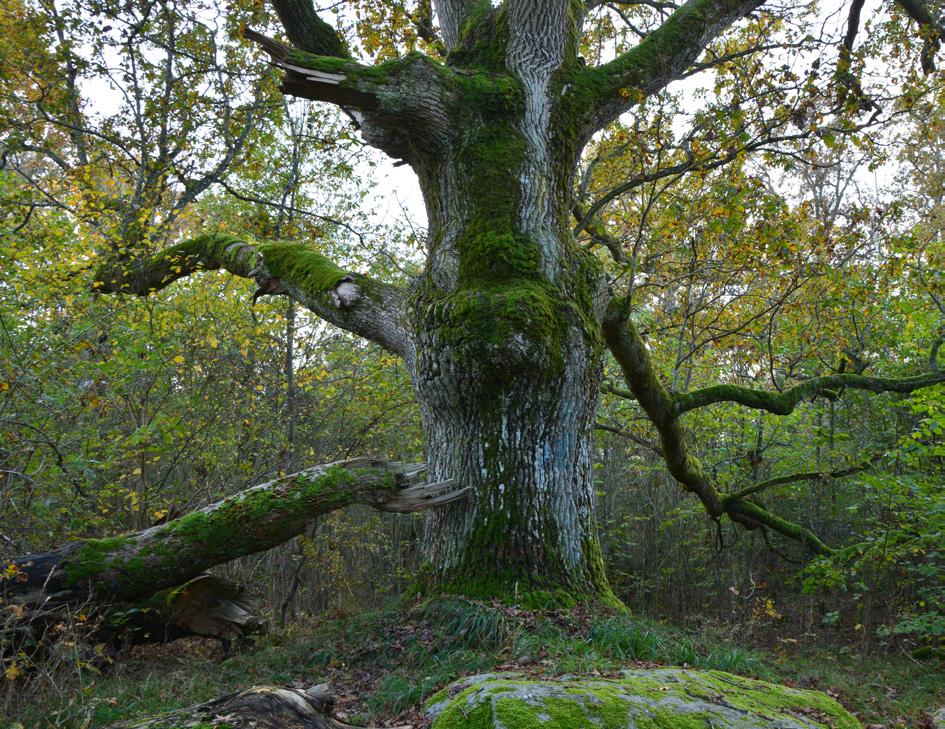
[257, 242, 350, 298]
[426, 669, 862, 729]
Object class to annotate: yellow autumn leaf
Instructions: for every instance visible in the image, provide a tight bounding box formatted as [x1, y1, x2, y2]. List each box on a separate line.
[173, 355, 185, 364]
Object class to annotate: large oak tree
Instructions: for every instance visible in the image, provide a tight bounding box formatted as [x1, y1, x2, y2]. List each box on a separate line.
[10, 0, 945, 607]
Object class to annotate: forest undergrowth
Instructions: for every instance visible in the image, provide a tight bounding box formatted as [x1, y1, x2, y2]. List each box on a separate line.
[4, 595, 943, 728]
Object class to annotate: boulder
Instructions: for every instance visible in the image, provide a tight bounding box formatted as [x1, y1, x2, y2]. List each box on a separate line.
[425, 669, 862, 729]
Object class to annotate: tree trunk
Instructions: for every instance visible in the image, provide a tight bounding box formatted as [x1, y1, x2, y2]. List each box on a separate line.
[121, 3, 633, 607]
[401, 7, 617, 605]
[3, 459, 463, 609]
[414, 323, 613, 604]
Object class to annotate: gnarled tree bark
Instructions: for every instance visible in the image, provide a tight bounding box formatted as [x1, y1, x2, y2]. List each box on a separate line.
[108, 683, 398, 729]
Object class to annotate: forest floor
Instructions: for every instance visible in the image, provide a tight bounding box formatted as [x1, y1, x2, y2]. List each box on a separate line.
[7, 596, 945, 728]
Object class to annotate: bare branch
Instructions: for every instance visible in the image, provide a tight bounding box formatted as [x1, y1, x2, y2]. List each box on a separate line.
[595, 421, 662, 454]
[724, 456, 882, 503]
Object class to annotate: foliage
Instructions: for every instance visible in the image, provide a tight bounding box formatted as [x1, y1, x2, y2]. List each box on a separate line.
[800, 385, 945, 649]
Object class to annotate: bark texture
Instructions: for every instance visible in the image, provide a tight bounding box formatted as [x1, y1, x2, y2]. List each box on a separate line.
[400, 0, 615, 601]
[109, 574, 262, 643]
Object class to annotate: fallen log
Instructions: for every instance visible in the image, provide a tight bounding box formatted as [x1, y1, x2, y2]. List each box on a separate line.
[2, 459, 463, 610]
[108, 683, 406, 729]
[104, 574, 262, 644]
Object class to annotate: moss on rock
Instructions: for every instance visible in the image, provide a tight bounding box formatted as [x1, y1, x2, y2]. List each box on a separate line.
[426, 669, 862, 729]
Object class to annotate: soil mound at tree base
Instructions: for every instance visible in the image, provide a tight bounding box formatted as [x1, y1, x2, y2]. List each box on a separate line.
[425, 668, 862, 729]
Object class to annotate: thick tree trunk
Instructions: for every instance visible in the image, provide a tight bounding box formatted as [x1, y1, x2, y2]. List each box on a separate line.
[164, 2, 633, 606]
[3, 459, 463, 609]
[414, 325, 613, 604]
[400, 7, 617, 604]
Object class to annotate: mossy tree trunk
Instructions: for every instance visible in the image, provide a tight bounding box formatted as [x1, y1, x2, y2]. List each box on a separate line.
[4, 460, 462, 609]
[405, 6, 613, 600]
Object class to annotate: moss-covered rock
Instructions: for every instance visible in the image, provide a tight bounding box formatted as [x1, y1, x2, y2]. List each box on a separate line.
[425, 669, 862, 729]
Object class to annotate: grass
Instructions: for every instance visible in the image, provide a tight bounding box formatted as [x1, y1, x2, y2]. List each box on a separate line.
[771, 648, 945, 726]
[5, 597, 944, 727]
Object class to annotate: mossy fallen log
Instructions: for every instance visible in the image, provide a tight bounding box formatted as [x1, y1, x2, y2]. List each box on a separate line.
[2, 459, 464, 610]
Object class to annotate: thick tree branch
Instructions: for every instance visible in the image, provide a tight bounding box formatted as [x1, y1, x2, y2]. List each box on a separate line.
[244, 30, 378, 109]
[270, 0, 349, 57]
[244, 29, 451, 159]
[725, 499, 834, 555]
[602, 298, 724, 517]
[434, 0, 485, 50]
[895, 0, 945, 73]
[603, 297, 835, 556]
[835, 0, 875, 112]
[931, 332, 944, 372]
[674, 370, 945, 416]
[573, 0, 763, 134]
[573, 202, 626, 262]
[414, 0, 445, 54]
[4, 459, 466, 609]
[95, 233, 411, 357]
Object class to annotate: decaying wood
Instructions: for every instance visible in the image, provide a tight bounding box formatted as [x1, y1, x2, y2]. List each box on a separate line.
[2, 459, 466, 611]
[106, 574, 261, 644]
[109, 683, 410, 729]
